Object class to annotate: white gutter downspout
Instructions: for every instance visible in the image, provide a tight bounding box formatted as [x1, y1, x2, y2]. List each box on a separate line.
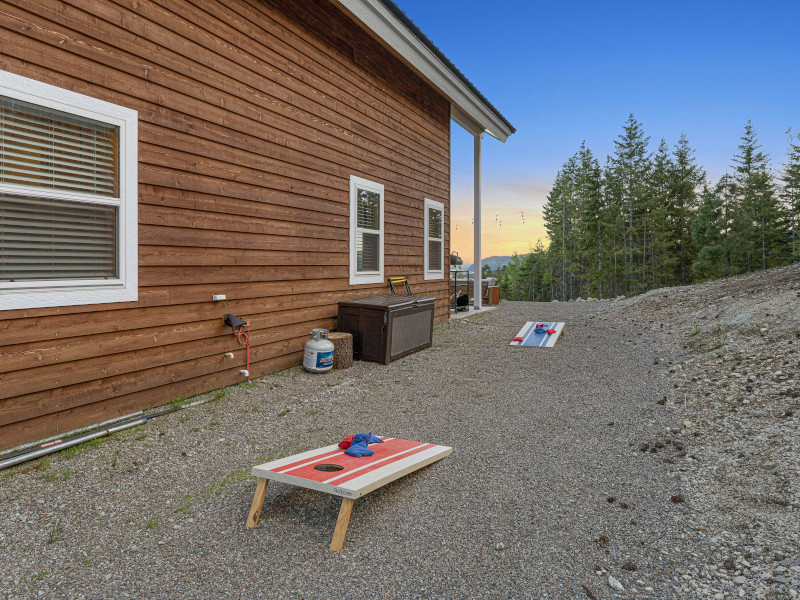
[473, 132, 482, 310]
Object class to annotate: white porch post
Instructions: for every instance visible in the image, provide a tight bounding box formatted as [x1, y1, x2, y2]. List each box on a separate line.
[473, 133, 482, 310]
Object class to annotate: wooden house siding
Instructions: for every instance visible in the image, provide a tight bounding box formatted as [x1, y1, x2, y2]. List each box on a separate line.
[0, 0, 451, 450]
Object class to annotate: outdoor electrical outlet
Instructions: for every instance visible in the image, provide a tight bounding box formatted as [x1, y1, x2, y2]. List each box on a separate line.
[224, 314, 248, 328]
[212, 294, 227, 302]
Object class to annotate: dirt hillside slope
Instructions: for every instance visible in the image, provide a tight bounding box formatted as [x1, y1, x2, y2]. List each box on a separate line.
[619, 264, 800, 598]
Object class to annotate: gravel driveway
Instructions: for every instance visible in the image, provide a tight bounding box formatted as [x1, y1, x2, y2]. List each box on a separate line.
[2, 301, 713, 599]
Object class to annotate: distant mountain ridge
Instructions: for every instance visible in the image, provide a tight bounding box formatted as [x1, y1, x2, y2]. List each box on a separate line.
[461, 255, 528, 272]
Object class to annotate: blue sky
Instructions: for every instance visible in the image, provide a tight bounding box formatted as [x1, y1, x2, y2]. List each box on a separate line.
[396, 0, 800, 260]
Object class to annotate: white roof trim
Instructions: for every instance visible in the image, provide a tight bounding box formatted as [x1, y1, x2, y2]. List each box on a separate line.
[334, 0, 514, 142]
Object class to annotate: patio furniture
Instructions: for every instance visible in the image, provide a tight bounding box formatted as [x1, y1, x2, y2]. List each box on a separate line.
[387, 276, 413, 295]
[246, 437, 452, 551]
[450, 267, 470, 312]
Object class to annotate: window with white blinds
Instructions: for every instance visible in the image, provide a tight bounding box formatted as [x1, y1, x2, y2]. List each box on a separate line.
[349, 175, 384, 285]
[0, 96, 119, 197]
[0, 70, 138, 311]
[356, 187, 380, 272]
[424, 198, 444, 280]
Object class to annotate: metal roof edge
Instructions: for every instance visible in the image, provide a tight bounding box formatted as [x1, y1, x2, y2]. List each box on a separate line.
[334, 0, 516, 141]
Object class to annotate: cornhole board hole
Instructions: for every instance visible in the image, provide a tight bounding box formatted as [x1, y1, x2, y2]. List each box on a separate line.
[246, 437, 452, 551]
[510, 321, 566, 347]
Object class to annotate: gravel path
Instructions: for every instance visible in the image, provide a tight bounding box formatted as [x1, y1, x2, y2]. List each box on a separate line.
[1, 300, 724, 599]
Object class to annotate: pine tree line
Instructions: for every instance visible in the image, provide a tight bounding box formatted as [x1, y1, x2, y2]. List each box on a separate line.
[493, 116, 800, 302]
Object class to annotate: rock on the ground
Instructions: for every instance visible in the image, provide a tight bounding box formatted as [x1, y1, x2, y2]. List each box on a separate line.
[608, 575, 625, 591]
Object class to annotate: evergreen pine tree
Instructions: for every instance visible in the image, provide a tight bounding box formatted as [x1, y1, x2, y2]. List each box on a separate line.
[606, 115, 652, 294]
[669, 133, 706, 283]
[691, 182, 728, 280]
[534, 117, 796, 304]
[542, 157, 579, 300]
[649, 139, 677, 286]
[573, 142, 605, 298]
[528, 239, 547, 301]
[781, 128, 800, 263]
[731, 120, 788, 270]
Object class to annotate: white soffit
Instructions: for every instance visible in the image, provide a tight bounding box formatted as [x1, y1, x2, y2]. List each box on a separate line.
[334, 0, 514, 142]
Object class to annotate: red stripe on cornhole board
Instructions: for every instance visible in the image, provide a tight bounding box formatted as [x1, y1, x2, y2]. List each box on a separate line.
[270, 448, 348, 474]
[270, 437, 391, 474]
[324, 443, 435, 485]
[282, 439, 424, 483]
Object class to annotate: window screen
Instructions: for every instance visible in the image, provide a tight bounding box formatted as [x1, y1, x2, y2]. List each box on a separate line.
[357, 232, 379, 272]
[0, 194, 117, 281]
[0, 95, 120, 282]
[428, 239, 442, 271]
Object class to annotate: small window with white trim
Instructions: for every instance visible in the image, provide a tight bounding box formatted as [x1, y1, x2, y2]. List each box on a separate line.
[349, 175, 384, 285]
[0, 70, 138, 311]
[424, 198, 444, 280]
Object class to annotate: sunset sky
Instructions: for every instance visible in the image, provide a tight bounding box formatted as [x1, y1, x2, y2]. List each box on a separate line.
[397, 0, 800, 263]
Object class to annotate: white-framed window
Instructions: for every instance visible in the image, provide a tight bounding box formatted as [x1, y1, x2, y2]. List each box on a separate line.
[349, 175, 384, 285]
[0, 70, 138, 311]
[424, 198, 444, 280]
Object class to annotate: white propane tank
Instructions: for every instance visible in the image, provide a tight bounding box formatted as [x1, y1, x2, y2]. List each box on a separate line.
[303, 328, 334, 373]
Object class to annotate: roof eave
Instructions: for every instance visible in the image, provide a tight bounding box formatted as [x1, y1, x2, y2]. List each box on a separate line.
[333, 0, 515, 142]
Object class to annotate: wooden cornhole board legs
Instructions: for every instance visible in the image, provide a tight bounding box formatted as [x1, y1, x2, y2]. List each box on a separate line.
[246, 478, 269, 528]
[330, 497, 355, 552]
[246, 478, 355, 551]
[244, 437, 452, 551]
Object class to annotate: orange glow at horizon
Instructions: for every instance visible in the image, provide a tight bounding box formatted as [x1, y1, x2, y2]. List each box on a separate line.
[448, 180, 550, 264]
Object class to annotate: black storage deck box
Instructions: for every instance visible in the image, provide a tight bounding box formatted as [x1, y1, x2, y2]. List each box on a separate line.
[337, 294, 435, 364]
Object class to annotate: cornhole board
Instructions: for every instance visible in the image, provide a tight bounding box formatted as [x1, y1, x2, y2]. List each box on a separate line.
[246, 437, 452, 551]
[510, 321, 565, 347]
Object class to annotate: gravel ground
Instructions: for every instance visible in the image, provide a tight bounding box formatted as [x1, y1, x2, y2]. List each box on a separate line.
[1, 273, 796, 599]
[619, 264, 800, 600]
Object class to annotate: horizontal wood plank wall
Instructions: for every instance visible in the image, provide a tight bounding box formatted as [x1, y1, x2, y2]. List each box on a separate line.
[0, 0, 452, 449]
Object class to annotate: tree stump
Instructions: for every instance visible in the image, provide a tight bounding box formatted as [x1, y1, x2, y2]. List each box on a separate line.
[327, 332, 353, 369]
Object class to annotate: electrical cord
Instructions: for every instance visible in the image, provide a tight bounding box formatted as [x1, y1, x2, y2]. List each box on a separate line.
[234, 323, 251, 381]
